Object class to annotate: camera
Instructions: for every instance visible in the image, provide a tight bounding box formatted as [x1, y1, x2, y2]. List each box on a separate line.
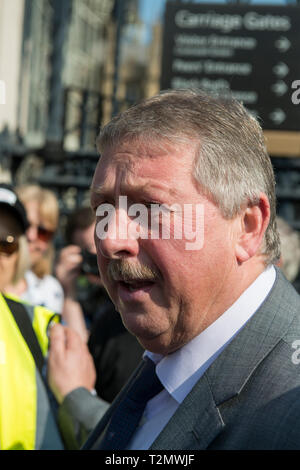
[81, 249, 99, 276]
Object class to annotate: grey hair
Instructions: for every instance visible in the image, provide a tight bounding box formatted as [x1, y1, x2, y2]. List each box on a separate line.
[12, 235, 30, 285]
[97, 88, 280, 265]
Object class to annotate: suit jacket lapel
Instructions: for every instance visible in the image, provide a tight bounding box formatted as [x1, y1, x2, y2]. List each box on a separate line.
[150, 373, 225, 450]
[205, 267, 297, 407]
[152, 268, 298, 449]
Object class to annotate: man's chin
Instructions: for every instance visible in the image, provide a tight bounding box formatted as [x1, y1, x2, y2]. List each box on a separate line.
[120, 314, 172, 355]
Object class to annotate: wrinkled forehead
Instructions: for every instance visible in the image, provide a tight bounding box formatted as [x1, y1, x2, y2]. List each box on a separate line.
[90, 137, 200, 207]
[102, 137, 180, 161]
[95, 136, 198, 173]
[93, 139, 162, 184]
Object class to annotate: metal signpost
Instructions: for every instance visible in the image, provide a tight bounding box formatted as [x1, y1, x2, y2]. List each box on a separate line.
[161, 1, 300, 238]
[161, 2, 300, 139]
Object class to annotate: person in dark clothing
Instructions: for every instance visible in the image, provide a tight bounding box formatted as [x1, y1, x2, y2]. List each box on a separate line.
[88, 306, 144, 402]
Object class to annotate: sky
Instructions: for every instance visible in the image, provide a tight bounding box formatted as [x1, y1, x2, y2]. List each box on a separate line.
[138, 0, 166, 26]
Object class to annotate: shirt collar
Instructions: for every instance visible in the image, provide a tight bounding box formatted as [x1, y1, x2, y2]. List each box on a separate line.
[145, 265, 276, 404]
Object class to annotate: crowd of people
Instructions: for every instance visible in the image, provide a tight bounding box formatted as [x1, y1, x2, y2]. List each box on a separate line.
[0, 183, 143, 449]
[1, 88, 300, 450]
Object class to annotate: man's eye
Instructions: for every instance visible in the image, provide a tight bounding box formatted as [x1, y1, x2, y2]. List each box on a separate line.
[143, 201, 160, 209]
[96, 200, 114, 208]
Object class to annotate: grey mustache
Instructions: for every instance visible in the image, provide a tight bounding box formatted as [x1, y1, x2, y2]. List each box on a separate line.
[107, 259, 159, 283]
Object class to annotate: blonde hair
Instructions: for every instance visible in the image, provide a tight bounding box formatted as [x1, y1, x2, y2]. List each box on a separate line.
[16, 185, 59, 230]
[12, 235, 30, 284]
[16, 184, 59, 278]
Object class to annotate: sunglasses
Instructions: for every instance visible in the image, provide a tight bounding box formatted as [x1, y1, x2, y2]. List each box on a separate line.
[36, 225, 54, 243]
[27, 224, 54, 243]
[0, 235, 19, 256]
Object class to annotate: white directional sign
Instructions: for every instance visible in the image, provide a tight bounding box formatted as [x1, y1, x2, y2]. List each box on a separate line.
[161, 3, 300, 130]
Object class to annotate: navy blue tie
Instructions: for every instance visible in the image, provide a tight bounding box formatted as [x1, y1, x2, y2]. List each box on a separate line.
[97, 357, 163, 450]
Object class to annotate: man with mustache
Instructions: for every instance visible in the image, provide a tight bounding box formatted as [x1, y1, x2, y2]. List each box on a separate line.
[49, 89, 300, 450]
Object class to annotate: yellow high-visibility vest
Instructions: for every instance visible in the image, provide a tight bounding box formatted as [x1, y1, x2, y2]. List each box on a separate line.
[0, 293, 62, 450]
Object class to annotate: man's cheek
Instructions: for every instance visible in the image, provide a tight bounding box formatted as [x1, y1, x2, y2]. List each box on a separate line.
[96, 257, 107, 282]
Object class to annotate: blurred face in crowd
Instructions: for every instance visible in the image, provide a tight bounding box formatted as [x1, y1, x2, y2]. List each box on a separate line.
[25, 199, 54, 266]
[91, 140, 239, 355]
[73, 223, 97, 255]
[73, 222, 102, 286]
[0, 210, 21, 291]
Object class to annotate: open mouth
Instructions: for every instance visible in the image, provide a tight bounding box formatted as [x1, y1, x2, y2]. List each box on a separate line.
[115, 278, 158, 302]
[119, 279, 156, 292]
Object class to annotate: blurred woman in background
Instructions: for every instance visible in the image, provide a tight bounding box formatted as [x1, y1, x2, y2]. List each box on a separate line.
[0, 185, 30, 293]
[0, 184, 63, 449]
[6, 184, 64, 313]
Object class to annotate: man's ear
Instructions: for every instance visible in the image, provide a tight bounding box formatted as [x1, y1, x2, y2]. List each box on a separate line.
[235, 193, 270, 264]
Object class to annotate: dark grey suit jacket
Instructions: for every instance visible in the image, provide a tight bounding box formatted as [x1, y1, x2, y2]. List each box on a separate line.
[83, 267, 300, 450]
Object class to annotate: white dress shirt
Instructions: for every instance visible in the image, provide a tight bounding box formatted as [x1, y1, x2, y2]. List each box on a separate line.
[127, 265, 276, 450]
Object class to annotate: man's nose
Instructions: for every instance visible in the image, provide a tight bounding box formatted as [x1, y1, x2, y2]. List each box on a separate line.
[96, 208, 140, 259]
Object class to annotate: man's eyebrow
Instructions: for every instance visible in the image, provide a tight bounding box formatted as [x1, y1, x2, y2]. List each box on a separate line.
[90, 183, 110, 196]
[91, 181, 180, 199]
